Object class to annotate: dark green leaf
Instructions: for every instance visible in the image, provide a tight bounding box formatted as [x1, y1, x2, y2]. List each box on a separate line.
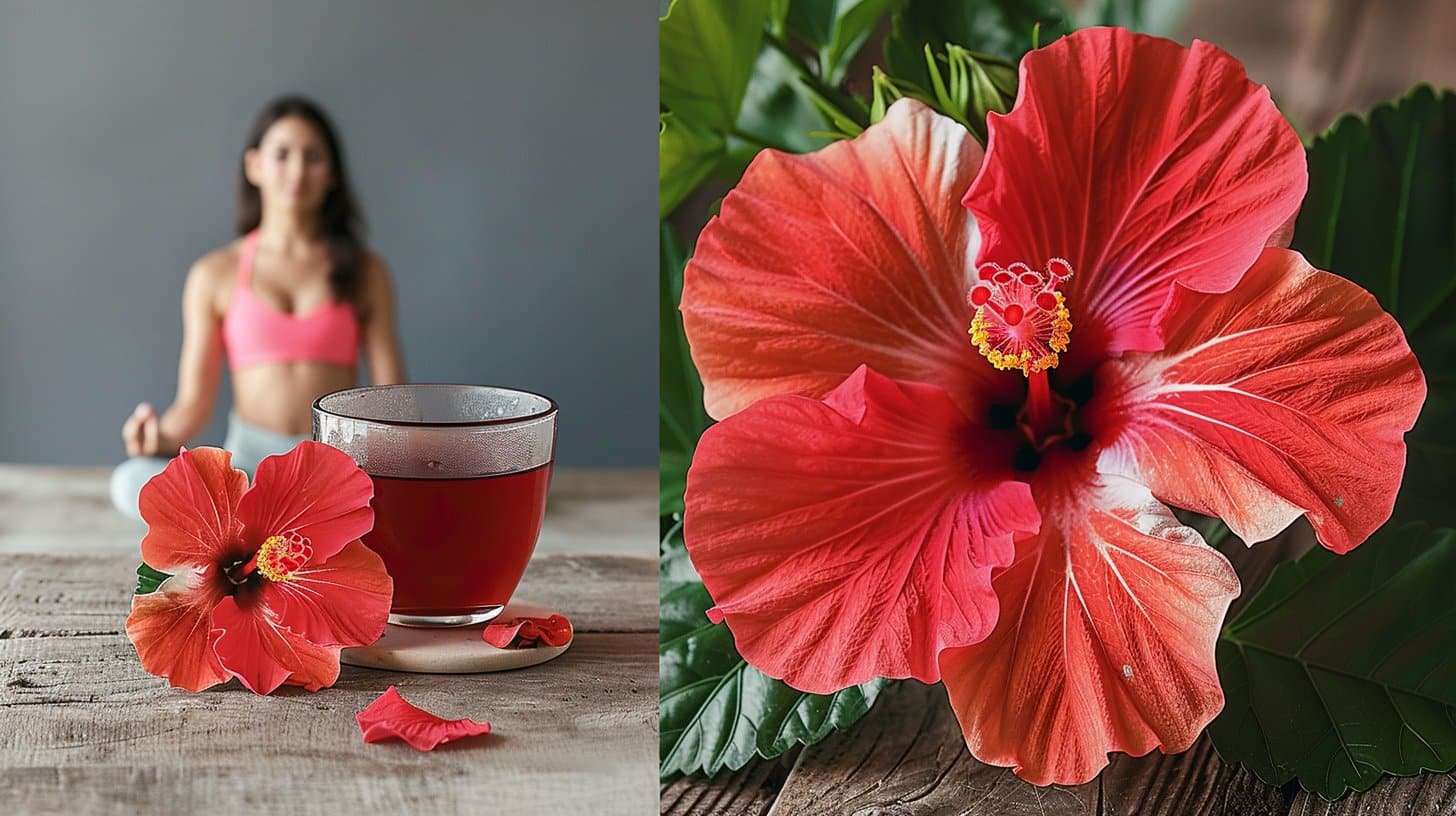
[660, 0, 773, 130]
[736, 45, 841, 155]
[1210, 523, 1456, 798]
[1289, 86, 1456, 529]
[884, 0, 1067, 91]
[786, 0, 907, 84]
[135, 563, 171, 595]
[660, 225, 710, 517]
[660, 114, 726, 219]
[659, 524, 890, 779]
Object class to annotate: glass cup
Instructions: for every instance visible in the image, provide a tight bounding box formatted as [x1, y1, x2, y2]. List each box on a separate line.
[313, 384, 558, 627]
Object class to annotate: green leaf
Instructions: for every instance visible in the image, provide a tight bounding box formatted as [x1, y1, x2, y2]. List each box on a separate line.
[735, 44, 842, 156]
[786, 0, 907, 84]
[1072, 0, 1190, 35]
[884, 0, 1068, 91]
[659, 523, 890, 779]
[1209, 523, 1456, 798]
[134, 563, 171, 595]
[1289, 86, 1456, 529]
[876, 44, 1015, 144]
[768, 0, 791, 36]
[660, 0, 773, 130]
[660, 225, 710, 518]
[660, 114, 726, 219]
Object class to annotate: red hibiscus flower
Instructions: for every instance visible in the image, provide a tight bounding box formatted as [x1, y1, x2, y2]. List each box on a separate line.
[125, 442, 392, 695]
[680, 28, 1425, 784]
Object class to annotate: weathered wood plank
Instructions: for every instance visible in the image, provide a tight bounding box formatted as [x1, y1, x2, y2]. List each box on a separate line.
[0, 465, 656, 557]
[660, 753, 797, 816]
[0, 552, 657, 637]
[763, 681, 1100, 815]
[1289, 774, 1456, 815]
[1101, 735, 1290, 815]
[1, 632, 658, 816]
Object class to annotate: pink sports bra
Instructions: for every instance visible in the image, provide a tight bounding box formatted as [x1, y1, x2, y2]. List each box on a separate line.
[222, 232, 360, 370]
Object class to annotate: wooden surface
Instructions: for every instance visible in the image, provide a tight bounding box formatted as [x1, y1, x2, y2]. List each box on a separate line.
[0, 466, 658, 816]
[663, 0, 1456, 812]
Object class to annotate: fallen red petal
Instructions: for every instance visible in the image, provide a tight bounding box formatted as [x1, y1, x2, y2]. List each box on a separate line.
[482, 614, 573, 648]
[357, 686, 491, 751]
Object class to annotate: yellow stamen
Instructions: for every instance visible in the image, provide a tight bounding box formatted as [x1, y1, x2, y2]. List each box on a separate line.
[254, 533, 312, 582]
[969, 291, 1072, 376]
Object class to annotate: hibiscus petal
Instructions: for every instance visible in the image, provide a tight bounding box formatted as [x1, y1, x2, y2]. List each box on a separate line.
[1089, 248, 1425, 554]
[482, 614, 573, 649]
[266, 540, 393, 649]
[125, 569, 230, 692]
[211, 595, 343, 695]
[236, 440, 374, 562]
[357, 686, 491, 751]
[939, 473, 1239, 785]
[684, 366, 1040, 693]
[682, 98, 1018, 420]
[966, 27, 1306, 374]
[138, 447, 249, 571]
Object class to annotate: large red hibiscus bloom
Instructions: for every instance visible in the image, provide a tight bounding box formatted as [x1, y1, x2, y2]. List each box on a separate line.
[126, 442, 392, 695]
[680, 27, 1425, 784]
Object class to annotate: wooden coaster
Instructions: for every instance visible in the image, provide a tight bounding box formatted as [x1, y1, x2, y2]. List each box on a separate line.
[340, 601, 571, 674]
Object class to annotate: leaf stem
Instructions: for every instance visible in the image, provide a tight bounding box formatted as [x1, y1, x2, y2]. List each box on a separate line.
[763, 33, 867, 130]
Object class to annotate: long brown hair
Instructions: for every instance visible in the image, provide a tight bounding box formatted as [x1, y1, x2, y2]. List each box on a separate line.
[236, 95, 366, 303]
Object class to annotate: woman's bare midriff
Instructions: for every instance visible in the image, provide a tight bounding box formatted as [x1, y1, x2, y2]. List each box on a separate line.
[232, 361, 358, 435]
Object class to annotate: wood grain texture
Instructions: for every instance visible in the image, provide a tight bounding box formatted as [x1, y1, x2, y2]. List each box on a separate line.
[2, 633, 657, 816]
[1101, 735, 1290, 816]
[764, 681, 1100, 816]
[0, 462, 659, 816]
[660, 753, 798, 816]
[0, 465, 656, 557]
[1289, 774, 1456, 815]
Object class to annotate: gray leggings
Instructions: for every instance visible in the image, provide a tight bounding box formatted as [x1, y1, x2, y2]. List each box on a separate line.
[109, 413, 311, 519]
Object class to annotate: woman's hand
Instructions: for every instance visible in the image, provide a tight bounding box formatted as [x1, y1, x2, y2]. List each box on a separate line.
[122, 402, 164, 457]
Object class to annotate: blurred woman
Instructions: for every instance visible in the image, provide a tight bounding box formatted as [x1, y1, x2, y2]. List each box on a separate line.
[111, 95, 405, 516]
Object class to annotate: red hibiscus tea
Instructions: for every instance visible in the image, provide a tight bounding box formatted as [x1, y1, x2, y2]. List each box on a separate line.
[364, 463, 554, 619]
[313, 384, 559, 627]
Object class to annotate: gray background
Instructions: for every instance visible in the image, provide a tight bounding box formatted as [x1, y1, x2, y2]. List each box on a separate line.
[0, 1, 655, 467]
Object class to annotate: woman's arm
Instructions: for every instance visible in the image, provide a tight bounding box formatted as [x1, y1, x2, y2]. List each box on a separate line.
[360, 254, 406, 385]
[122, 256, 225, 456]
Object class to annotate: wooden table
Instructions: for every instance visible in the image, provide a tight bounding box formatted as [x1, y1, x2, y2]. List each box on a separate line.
[0, 466, 659, 816]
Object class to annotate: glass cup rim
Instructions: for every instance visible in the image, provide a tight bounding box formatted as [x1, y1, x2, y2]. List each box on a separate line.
[312, 383, 559, 428]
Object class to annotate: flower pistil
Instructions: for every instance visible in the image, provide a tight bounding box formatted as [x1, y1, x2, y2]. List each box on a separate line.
[967, 259, 1073, 376]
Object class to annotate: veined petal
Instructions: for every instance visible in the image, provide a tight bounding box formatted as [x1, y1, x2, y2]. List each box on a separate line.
[236, 441, 374, 563]
[357, 686, 491, 751]
[211, 595, 343, 695]
[138, 447, 249, 571]
[266, 540, 393, 649]
[682, 98, 1018, 420]
[684, 366, 1039, 693]
[939, 471, 1239, 785]
[1089, 248, 1425, 554]
[482, 614, 573, 649]
[966, 27, 1305, 375]
[125, 568, 230, 692]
